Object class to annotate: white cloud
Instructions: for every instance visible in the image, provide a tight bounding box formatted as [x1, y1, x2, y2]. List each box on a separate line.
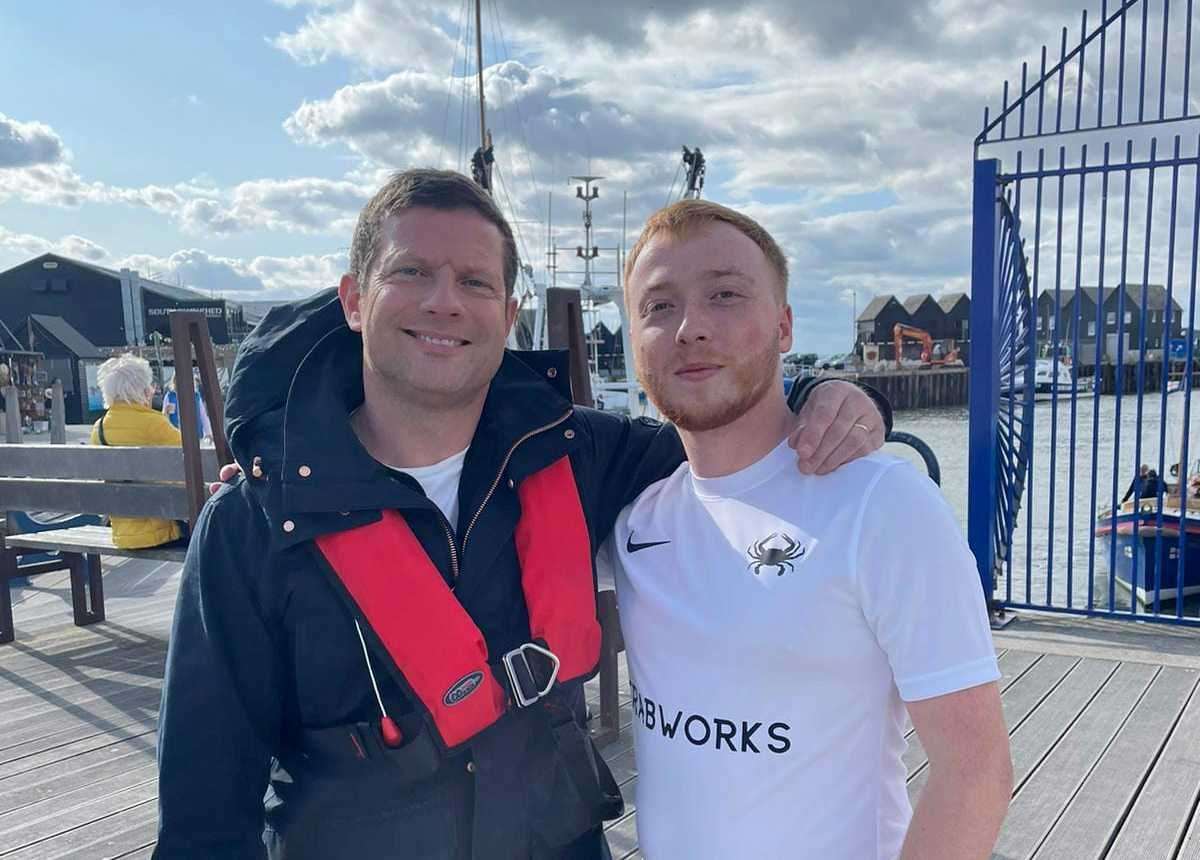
[272, 0, 457, 71]
[58, 234, 110, 261]
[0, 113, 66, 169]
[117, 248, 348, 297]
[0, 226, 110, 270]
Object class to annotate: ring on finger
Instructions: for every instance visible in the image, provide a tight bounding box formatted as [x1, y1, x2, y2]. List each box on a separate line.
[852, 422, 871, 433]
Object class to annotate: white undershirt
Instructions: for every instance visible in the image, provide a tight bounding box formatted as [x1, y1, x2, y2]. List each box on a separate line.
[384, 447, 468, 529]
[599, 442, 1000, 860]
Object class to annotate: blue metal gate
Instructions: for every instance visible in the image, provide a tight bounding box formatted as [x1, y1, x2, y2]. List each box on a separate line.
[969, 0, 1200, 625]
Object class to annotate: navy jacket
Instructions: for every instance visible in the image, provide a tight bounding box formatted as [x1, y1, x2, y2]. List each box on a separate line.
[153, 291, 890, 858]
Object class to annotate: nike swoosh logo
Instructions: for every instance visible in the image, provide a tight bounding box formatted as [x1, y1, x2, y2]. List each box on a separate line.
[626, 532, 671, 553]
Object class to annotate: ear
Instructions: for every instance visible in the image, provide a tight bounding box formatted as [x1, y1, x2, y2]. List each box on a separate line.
[778, 303, 794, 354]
[503, 295, 519, 337]
[339, 274, 363, 332]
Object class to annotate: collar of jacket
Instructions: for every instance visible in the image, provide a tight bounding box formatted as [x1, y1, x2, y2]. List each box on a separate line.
[256, 323, 581, 549]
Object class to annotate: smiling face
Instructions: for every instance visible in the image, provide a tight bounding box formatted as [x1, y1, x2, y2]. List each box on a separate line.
[339, 206, 517, 410]
[627, 220, 793, 432]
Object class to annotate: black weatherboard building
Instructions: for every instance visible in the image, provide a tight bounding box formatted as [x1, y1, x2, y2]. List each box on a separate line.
[1035, 284, 1181, 364]
[856, 295, 910, 343]
[902, 294, 945, 338]
[938, 293, 970, 341]
[0, 253, 242, 423]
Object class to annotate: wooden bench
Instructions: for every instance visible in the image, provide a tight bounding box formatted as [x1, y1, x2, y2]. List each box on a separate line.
[0, 444, 218, 644]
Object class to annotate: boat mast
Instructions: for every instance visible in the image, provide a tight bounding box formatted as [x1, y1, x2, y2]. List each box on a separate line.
[681, 146, 706, 199]
[469, 0, 494, 194]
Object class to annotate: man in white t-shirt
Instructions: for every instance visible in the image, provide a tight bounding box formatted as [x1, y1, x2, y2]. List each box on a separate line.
[604, 200, 1012, 859]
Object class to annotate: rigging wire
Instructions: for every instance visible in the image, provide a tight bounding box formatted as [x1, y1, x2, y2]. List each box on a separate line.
[457, 4, 474, 172]
[663, 158, 684, 207]
[488, 0, 545, 224]
[439, 0, 471, 168]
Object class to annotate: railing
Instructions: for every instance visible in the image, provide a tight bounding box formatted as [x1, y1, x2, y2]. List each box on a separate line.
[970, 0, 1200, 625]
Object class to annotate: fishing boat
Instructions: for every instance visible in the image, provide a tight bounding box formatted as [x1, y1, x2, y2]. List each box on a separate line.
[1095, 384, 1200, 604]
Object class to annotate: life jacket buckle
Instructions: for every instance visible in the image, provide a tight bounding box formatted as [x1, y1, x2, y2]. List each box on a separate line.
[502, 642, 561, 708]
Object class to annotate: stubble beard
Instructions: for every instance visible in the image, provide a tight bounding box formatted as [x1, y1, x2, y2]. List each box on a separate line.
[638, 339, 781, 433]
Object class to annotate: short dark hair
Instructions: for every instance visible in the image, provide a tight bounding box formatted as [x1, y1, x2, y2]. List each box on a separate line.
[349, 168, 518, 296]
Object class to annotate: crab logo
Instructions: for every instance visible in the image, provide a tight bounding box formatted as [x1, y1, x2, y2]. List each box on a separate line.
[746, 532, 806, 576]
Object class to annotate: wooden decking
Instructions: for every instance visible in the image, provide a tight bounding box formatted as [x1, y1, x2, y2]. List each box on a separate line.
[2, 559, 1200, 859]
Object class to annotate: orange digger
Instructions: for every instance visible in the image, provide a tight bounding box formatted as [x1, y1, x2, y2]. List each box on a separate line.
[893, 323, 959, 369]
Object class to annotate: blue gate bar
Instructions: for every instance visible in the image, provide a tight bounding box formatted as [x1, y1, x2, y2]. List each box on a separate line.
[1178, 132, 1200, 621]
[1068, 144, 1090, 609]
[1027, 151, 1046, 605]
[968, 158, 1001, 602]
[1130, 138, 1159, 617]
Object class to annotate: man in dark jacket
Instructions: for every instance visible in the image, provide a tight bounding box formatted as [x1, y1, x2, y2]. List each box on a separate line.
[153, 169, 890, 859]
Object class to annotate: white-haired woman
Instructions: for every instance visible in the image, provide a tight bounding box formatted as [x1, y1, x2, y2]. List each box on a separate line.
[90, 353, 184, 549]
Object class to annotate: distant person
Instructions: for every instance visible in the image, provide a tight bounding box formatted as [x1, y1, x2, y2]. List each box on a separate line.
[0, 363, 9, 413]
[162, 374, 212, 440]
[1121, 464, 1163, 504]
[91, 354, 184, 549]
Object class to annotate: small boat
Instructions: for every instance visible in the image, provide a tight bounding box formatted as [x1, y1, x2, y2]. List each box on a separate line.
[1095, 383, 1200, 604]
[1095, 499, 1200, 604]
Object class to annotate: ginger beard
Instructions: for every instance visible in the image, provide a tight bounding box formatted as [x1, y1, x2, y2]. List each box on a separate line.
[635, 335, 782, 433]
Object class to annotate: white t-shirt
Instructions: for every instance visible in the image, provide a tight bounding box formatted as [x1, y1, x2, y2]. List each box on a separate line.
[385, 447, 468, 529]
[602, 441, 999, 860]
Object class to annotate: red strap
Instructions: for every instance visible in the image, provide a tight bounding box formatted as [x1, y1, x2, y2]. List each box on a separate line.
[515, 457, 601, 684]
[315, 455, 599, 749]
[315, 510, 507, 748]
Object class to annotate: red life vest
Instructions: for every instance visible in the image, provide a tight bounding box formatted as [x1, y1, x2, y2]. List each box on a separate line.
[313, 456, 600, 750]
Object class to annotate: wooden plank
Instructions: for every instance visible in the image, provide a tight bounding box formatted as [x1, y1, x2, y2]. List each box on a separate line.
[0, 444, 218, 483]
[1109, 676, 1200, 859]
[1180, 805, 1200, 859]
[0, 685, 160, 754]
[1034, 667, 1199, 858]
[990, 661, 1157, 860]
[4, 528, 187, 562]
[0, 481, 191, 521]
[0, 728, 156, 782]
[0, 773, 157, 854]
[4, 797, 157, 859]
[0, 744, 154, 813]
[604, 801, 643, 854]
[0, 715, 158, 769]
[0, 667, 162, 727]
[1005, 657, 1118, 789]
[0, 652, 164, 706]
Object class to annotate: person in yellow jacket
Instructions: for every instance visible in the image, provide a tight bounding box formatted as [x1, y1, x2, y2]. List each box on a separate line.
[90, 353, 184, 549]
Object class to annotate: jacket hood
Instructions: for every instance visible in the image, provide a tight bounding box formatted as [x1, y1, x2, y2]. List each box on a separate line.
[225, 287, 343, 467]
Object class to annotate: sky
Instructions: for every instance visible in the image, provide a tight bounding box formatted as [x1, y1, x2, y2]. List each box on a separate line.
[1, 0, 1196, 356]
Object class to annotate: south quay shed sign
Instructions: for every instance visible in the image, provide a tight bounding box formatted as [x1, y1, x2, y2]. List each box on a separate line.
[146, 306, 225, 319]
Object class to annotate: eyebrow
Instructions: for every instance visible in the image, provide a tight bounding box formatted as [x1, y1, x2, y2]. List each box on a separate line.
[702, 268, 751, 281]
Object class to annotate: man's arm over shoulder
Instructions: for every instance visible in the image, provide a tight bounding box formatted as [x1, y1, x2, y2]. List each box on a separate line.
[154, 481, 283, 859]
[575, 409, 685, 543]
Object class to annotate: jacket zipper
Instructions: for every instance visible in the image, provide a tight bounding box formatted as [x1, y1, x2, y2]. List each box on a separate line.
[438, 511, 461, 581]
[459, 409, 573, 559]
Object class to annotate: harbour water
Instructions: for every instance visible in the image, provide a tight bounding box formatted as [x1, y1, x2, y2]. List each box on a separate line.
[891, 394, 1200, 618]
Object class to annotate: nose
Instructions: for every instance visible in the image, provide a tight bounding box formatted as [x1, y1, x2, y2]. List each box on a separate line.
[674, 302, 711, 345]
[419, 265, 466, 316]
